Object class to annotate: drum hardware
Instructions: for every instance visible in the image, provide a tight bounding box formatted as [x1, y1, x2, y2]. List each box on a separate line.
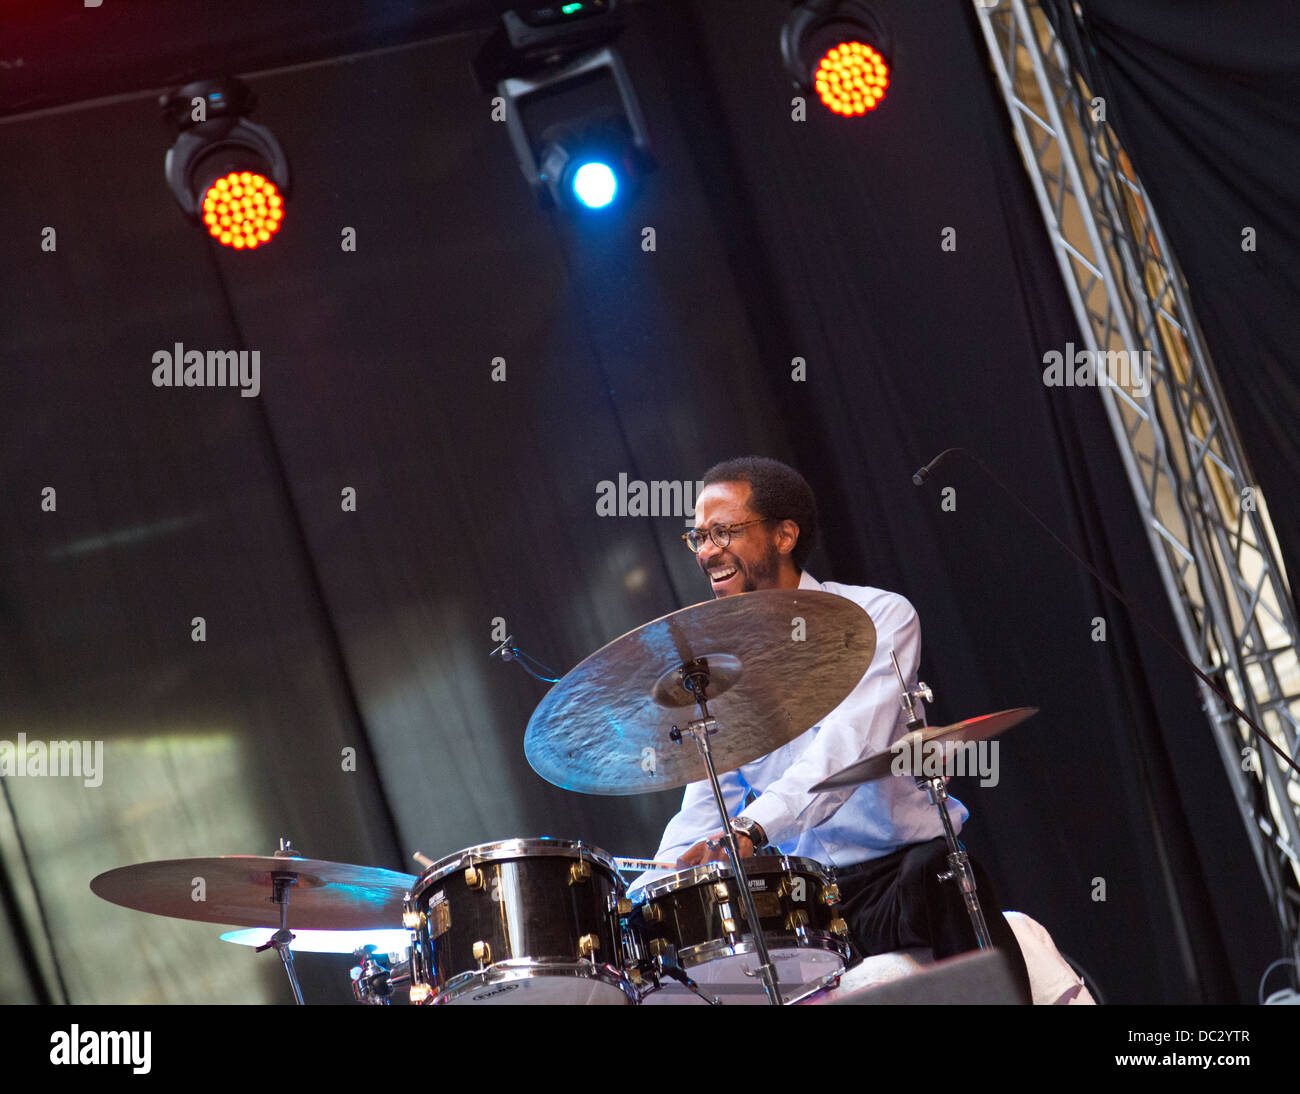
[890, 654, 993, 951]
[350, 944, 410, 1005]
[812, 657, 1039, 955]
[667, 656, 782, 1005]
[256, 846, 306, 1005]
[650, 954, 723, 1005]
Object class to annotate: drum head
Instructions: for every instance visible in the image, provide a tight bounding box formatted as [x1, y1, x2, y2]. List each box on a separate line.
[642, 943, 845, 1005]
[435, 963, 635, 1005]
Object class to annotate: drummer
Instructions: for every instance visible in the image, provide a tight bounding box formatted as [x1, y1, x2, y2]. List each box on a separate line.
[631, 456, 1030, 995]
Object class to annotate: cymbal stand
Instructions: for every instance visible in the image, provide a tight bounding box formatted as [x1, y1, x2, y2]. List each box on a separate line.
[669, 657, 783, 1006]
[652, 955, 723, 1005]
[890, 653, 992, 950]
[253, 839, 307, 1005]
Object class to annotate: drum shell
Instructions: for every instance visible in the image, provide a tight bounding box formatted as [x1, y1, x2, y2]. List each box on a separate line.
[629, 856, 849, 970]
[408, 839, 629, 1003]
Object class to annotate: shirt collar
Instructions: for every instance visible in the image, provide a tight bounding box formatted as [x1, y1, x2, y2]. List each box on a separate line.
[797, 569, 823, 591]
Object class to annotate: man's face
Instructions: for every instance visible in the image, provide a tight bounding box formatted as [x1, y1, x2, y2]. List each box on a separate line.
[692, 481, 783, 598]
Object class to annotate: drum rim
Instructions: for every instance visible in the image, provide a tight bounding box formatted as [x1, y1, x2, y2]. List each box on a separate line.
[638, 855, 831, 899]
[430, 958, 638, 1004]
[414, 837, 620, 890]
[675, 931, 852, 973]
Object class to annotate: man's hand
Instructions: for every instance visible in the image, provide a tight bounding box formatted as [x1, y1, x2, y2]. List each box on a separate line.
[676, 832, 754, 868]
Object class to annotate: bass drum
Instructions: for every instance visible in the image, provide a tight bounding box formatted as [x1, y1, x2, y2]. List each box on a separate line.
[627, 855, 852, 1004]
[405, 837, 636, 1005]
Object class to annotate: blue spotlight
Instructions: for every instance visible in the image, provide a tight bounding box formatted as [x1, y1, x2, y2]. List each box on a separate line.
[572, 161, 618, 208]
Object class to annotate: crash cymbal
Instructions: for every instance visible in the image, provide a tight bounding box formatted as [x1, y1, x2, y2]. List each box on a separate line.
[525, 589, 876, 795]
[810, 707, 1038, 791]
[219, 927, 412, 955]
[90, 854, 417, 930]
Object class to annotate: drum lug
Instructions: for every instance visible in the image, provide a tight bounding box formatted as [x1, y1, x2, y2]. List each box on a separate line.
[472, 940, 492, 967]
[409, 983, 433, 1004]
[641, 901, 663, 923]
[464, 865, 485, 890]
[578, 933, 600, 957]
[821, 883, 841, 905]
[647, 937, 675, 961]
[721, 916, 738, 936]
[712, 881, 730, 900]
[569, 860, 592, 885]
[784, 909, 809, 931]
[402, 891, 423, 929]
[615, 896, 633, 915]
[829, 915, 849, 936]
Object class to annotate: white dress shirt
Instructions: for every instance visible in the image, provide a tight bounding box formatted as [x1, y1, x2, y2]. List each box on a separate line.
[631, 570, 967, 892]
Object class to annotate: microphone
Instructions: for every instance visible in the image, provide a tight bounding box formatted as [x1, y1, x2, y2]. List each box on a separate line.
[912, 447, 1299, 778]
[911, 449, 960, 486]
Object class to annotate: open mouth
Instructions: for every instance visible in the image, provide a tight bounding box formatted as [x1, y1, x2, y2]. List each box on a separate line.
[707, 564, 739, 587]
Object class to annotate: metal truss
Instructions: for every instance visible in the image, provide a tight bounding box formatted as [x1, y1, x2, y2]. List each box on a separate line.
[972, 0, 1300, 967]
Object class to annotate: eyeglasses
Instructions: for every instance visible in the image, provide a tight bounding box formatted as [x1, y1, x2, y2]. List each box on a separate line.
[681, 517, 775, 554]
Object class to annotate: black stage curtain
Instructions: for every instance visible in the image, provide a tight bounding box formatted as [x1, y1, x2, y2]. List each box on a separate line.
[0, 0, 1283, 1004]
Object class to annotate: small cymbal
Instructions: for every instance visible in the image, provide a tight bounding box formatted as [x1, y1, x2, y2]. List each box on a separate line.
[90, 854, 417, 930]
[525, 589, 876, 795]
[810, 707, 1038, 791]
[219, 927, 412, 955]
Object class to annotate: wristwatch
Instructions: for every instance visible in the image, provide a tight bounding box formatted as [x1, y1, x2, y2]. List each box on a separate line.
[730, 817, 768, 849]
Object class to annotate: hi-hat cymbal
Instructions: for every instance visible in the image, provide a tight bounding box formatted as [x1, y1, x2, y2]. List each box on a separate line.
[525, 589, 876, 795]
[89, 854, 417, 930]
[810, 707, 1038, 791]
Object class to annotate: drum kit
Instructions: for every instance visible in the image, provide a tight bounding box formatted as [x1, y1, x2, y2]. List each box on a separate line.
[90, 589, 1036, 1005]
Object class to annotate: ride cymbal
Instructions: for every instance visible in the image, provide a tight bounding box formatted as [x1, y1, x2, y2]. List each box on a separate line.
[525, 589, 876, 794]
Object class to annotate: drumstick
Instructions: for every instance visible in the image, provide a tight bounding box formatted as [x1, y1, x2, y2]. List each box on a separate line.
[613, 856, 676, 873]
[412, 851, 435, 869]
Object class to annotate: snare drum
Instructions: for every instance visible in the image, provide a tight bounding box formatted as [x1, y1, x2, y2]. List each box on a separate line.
[627, 855, 852, 1004]
[405, 837, 637, 1005]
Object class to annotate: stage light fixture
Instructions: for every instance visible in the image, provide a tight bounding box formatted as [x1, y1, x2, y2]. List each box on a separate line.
[571, 161, 618, 208]
[782, 0, 893, 116]
[474, 2, 654, 213]
[161, 77, 290, 249]
[533, 112, 650, 213]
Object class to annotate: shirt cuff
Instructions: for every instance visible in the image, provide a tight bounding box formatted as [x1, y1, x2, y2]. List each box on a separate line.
[737, 797, 793, 850]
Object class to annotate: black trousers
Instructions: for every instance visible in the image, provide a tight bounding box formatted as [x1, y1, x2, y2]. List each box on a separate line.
[834, 837, 1032, 1002]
